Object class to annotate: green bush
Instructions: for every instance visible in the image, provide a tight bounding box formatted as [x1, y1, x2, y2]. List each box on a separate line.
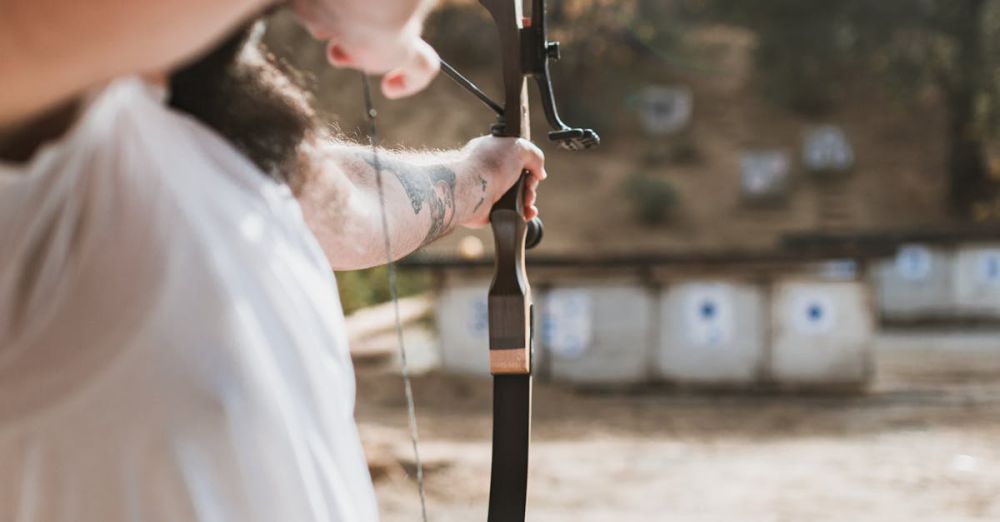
[623, 172, 680, 225]
[336, 266, 432, 315]
[669, 137, 702, 165]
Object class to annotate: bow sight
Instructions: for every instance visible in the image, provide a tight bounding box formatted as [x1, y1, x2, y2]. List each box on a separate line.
[441, 2, 600, 151]
[519, 1, 600, 151]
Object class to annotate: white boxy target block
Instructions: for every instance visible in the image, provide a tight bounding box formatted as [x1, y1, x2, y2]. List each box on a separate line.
[873, 244, 955, 320]
[741, 150, 791, 202]
[896, 245, 934, 281]
[635, 85, 693, 135]
[802, 125, 854, 173]
[542, 285, 653, 385]
[657, 282, 766, 384]
[436, 282, 492, 376]
[770, 281, 874, 386]
[542, 289, 593, 360]
[953, 245, 1000, 316]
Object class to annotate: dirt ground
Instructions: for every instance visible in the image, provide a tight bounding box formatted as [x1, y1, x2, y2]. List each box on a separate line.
[355, 330, 1000, 522]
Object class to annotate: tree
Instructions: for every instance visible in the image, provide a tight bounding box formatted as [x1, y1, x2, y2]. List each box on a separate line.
[713, 0, 1000, 219]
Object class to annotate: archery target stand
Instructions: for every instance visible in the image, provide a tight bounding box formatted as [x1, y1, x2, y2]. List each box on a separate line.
[769, 279, 874, 388]
[741, 150, 791, 204]
[952, 243, 1000, 316]
[540, 283, 654, 386]
[635, 85, 693, 136]
[802, 125, 854, 175]
[428, 255, 877, 391]
[873, 244, 956, 321]
[657, 281, 766, 385]
[436, 281, 493, 376]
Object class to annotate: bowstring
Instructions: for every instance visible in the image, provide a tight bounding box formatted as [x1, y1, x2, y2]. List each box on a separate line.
[360, 73, 429, 522]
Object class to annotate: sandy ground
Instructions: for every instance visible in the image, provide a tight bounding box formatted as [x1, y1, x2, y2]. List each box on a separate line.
[356, 330, 1000, 522]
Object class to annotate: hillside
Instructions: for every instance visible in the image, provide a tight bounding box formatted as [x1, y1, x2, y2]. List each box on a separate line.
[264, 12, 955, 259]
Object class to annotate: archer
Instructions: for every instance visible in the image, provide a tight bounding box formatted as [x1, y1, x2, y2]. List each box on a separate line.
[0, 1, 545, 520]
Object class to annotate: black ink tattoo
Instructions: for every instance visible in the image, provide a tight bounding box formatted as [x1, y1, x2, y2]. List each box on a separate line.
[472, 175, 487, 213]
[359, 151, 457, 246]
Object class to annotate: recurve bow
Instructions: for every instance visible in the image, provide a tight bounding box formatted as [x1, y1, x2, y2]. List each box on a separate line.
[440, 1, 599, 519]
[365, 0, 598, 520]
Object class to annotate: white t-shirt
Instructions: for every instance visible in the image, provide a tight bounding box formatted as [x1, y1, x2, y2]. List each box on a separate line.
[0, 78, 379, 521]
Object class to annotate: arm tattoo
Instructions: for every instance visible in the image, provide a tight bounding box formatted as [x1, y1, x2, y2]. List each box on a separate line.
[472, 174, 487, 213]
[358, 151, 457, 246]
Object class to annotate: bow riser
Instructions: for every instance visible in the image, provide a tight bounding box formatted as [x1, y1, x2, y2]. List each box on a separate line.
[478, 3, 535, 521]
[432, 2, 598, 519]
[480, 0, 530, 140]
[480, 0, 534, 377]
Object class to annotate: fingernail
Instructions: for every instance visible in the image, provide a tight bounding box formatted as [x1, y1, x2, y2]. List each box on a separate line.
[385, 73, 406, 91]
[327, 44, 351, 66]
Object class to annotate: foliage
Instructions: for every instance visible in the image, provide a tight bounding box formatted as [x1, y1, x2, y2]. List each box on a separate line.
[707, 1, 855, 115]
[623, 171, 680, 225]
[640, 136, 701, 166]
[424, 2, 497, 68]
[708, 0, 1000, 121]
[423, 1, 712, 143]
[337, 266, 432, 315]
[709, 0, 1000, 217]
[668, 136, 702, 165]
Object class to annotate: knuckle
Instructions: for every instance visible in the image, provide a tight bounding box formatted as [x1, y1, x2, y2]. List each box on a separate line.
[519, 141, 543, 161]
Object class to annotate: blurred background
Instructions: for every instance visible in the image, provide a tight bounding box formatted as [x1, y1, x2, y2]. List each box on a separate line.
[263, 1, 1000, 520]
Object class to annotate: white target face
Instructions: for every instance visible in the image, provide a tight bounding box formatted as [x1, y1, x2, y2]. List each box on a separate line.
[790, 291, 836, 335]
[976, 250, 1000, 286]
[740, 150, 790, 199]
[802, 125, 854, 172]
[682, 285, 733, 347]
[542, 290, 593, 359]
[636, 85, 693, 135]
[895, 245, 933, 282]
[468, 296, 489, 338]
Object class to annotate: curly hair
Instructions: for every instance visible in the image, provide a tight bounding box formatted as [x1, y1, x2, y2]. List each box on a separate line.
[167, 17, 318, 184]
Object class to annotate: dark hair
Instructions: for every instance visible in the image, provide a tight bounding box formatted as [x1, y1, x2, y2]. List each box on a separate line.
[167, 19, 316, 182]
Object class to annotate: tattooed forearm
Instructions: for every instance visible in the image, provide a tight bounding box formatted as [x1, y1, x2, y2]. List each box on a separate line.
[358, 151, 458, 246]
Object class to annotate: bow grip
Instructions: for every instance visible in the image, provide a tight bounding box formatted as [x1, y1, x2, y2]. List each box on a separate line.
[487, 171, 537, 375]
[503, 171, 543, 249]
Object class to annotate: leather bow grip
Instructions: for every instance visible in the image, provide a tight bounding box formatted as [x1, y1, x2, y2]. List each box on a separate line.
[498, 171, 544, 250]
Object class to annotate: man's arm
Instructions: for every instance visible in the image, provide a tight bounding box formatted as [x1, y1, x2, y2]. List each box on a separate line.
[295, 136, 545, 271]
